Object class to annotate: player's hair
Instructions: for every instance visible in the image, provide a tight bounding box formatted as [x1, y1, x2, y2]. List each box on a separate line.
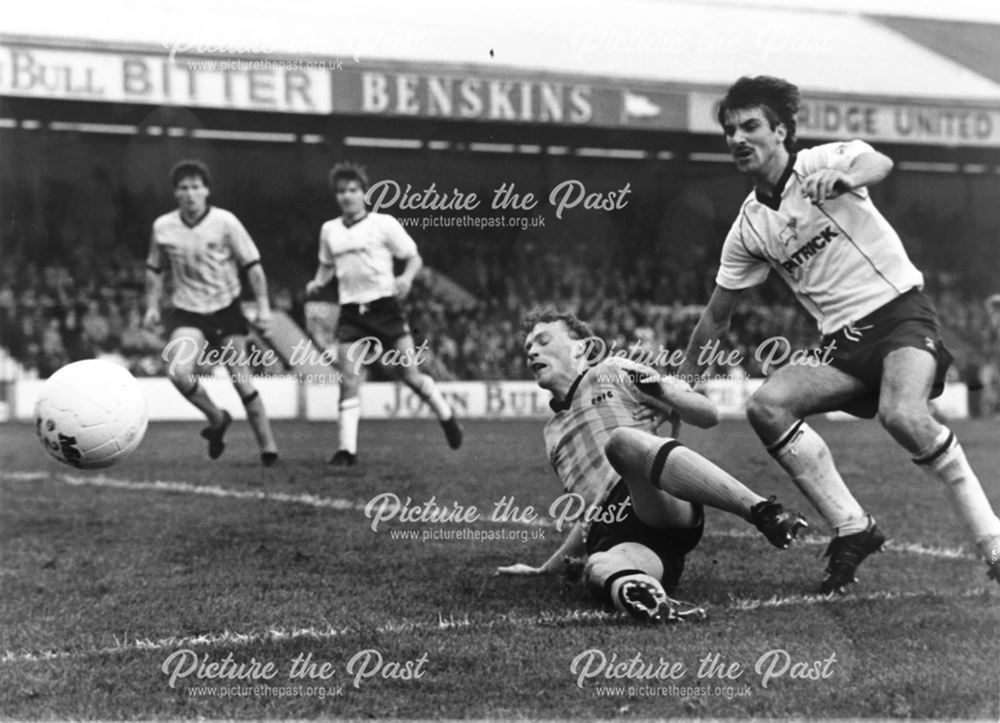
[717, 75, 800, 152]
[329, 162, 370, 193]
[170, 159, 212, 188]
[520, 307, 594, 341]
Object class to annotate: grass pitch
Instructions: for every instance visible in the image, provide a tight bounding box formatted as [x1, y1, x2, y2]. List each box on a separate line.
[1, 418, 998, 719]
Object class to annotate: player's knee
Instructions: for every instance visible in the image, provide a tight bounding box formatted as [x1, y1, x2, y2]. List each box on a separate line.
[583, 550, 613, 582]
[746, 388, 791, 430]
[585, 543, 663, 587]
[166, 363, 195, 386]
[877, 400, 929, 438]
[400, 368, 425, 388]
[604, 427, 645, 477]
[340, 372, 361, 397]
[232, 378, 256, 399]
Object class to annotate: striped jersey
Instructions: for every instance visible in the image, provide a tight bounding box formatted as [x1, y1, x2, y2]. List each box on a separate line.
[147, 206, 261, 314]
[716, 140, 923, 335]
[544, 359, 686, 509]
[318, 212, 418, 305]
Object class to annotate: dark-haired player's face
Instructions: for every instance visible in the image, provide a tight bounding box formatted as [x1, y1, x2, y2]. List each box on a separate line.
[524, 321, 586, 394]
[723, 106, 787, 176]
[174, 175, 209, 216]
[335, 179, 366, 216]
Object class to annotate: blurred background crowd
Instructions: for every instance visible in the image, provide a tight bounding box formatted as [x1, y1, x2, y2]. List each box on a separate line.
[3, 210, 997, 414]
[2, 129, 999, 419]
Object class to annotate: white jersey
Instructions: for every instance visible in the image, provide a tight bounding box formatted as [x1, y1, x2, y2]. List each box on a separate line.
[147, 206, 261, 314]
[716, 140, 923, 335]
[318, 212, 418, 305]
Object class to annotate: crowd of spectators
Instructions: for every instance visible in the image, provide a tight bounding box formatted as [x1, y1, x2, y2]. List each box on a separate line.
[0, 256, 162, 380]
[4, 148, 997, 390]
[3, 245, 994, 391]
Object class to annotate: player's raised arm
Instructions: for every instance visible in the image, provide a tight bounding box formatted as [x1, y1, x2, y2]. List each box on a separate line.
[652, 376, 719, 429]
[801, 141, 893, 204]
[844, 149, 893, 187]
[613, 358, 719, 429]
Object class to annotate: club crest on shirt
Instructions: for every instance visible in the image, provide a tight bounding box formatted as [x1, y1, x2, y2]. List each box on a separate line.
[779, 218, 798, 246]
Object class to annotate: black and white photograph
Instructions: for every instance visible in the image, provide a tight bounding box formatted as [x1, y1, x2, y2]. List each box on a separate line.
[1, 0, 998, 719]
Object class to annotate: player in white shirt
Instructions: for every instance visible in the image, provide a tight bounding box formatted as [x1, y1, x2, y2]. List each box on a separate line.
[306, 163, 462, 465]
[681, 76, 1000, 592]
[497, 309, 807, 622]
[144, 160, 279, 465]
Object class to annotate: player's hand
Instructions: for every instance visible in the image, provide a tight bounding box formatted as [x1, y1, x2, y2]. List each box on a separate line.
[142, 307, 161, 330]
[801, 169, 852, 204]
[495, 563, 545, 576]
[633, 403, 666, 426]
[305, 279, 324, 298]
[255, 307, 274, 336]
[634, 388, 674, 419]
[394, 276, 413, 299]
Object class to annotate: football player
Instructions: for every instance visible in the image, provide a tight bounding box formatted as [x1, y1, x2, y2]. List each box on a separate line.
[306, 163, 462, 465]
[144, 160, 279, 465]
[496, 308, 807, 623]
[681, 75, 1000, 592]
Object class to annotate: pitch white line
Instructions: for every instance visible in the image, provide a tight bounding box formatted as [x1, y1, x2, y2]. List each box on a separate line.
[2, 587, 991, 665]
[728, 586, 990, 611]
[705, 526, 975, 561]
[1, 471, 980, 562]
[1, 470, 359, 511]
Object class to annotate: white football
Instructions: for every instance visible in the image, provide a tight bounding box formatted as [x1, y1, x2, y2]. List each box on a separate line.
[34, 359, 149, 469]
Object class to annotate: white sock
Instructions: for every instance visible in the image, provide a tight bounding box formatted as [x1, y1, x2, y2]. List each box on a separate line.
[338, 397, 360, 454]
[914, 428, 1000, 555]
[768, 421, 868, 536]
[647, 440, 764, 519]
[414, 374, 452, 420]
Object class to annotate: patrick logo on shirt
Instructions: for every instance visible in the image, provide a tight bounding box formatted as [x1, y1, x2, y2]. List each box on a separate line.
[780, 225, 838, 274]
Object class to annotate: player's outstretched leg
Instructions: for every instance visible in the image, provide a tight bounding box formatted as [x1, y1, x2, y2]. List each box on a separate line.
[394, 334, 462, 449]
[879, 348, 1000, 585]
[585, 542, 706, 623]
[605, 427, 808, 549]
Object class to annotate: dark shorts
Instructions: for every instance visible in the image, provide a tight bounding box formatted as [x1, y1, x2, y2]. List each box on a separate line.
[586, 480, 705, 592]
[337, 296, 411, 344]
[823, 289, 953, 419]
[169, 300, 249, 349]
